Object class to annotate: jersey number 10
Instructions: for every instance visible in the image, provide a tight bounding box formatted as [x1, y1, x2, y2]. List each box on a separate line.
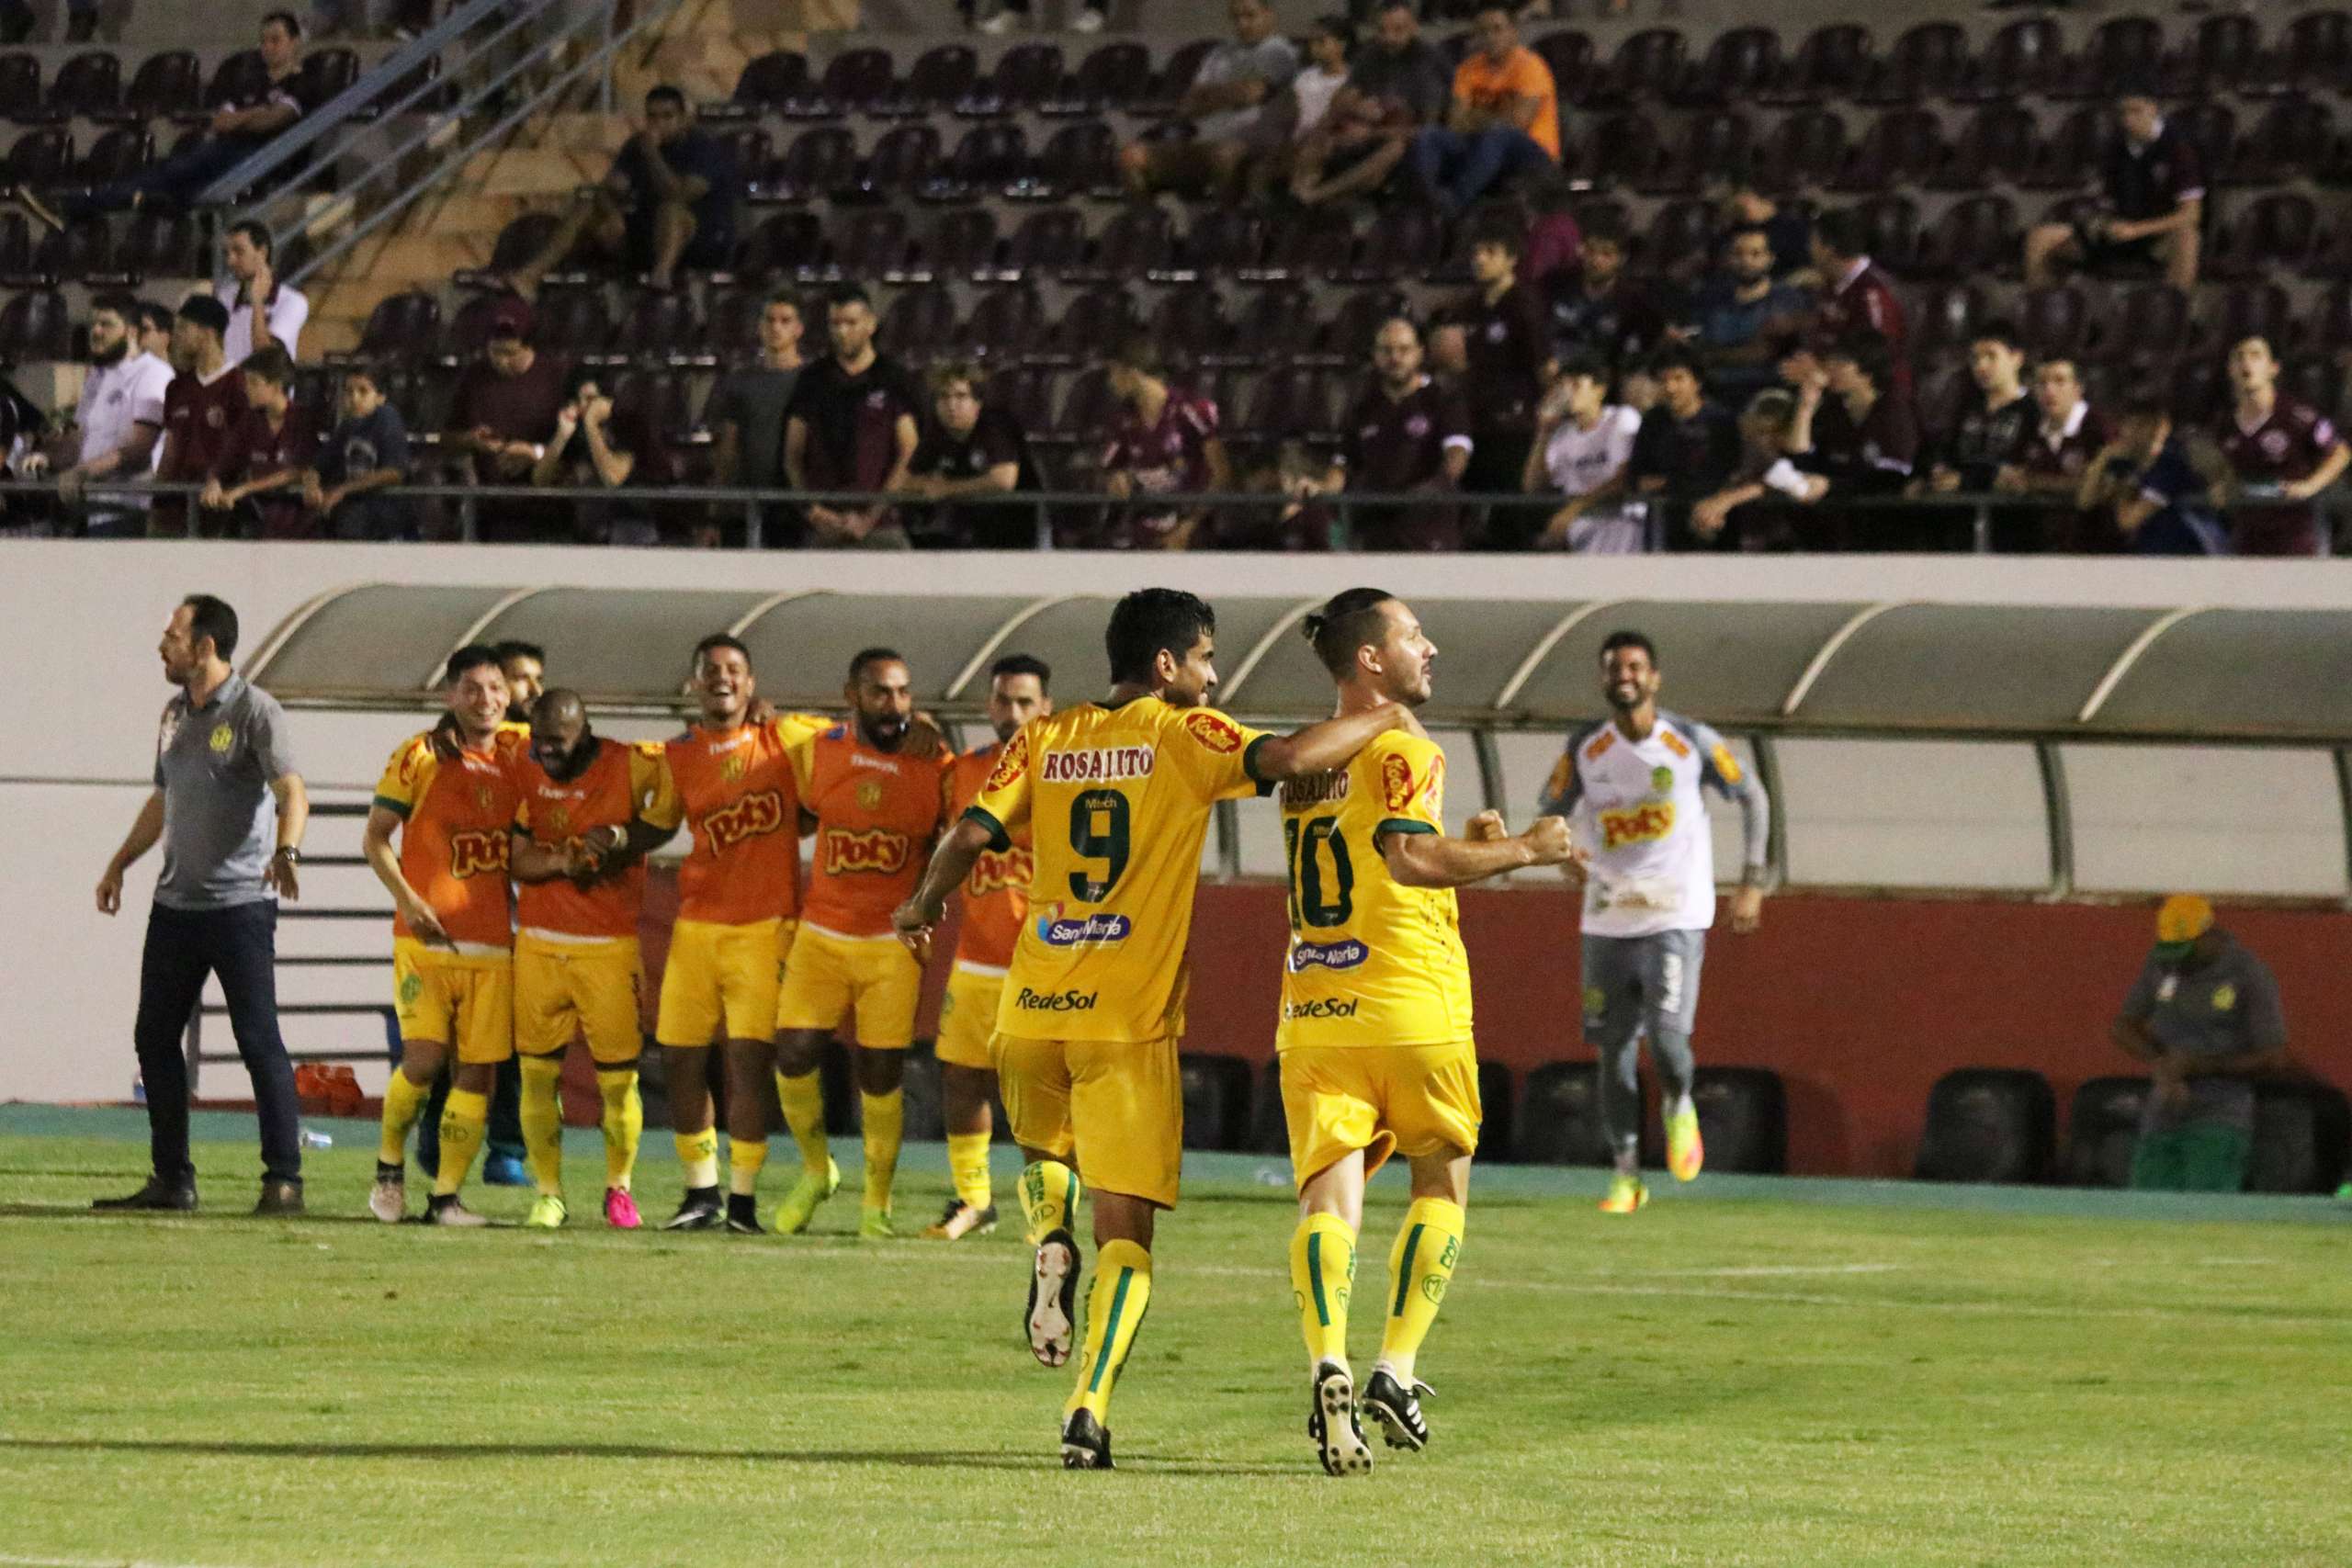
[1284, 817, 1356, 932]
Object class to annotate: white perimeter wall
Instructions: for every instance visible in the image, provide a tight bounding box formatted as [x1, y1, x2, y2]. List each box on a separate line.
[5, 540, 2349, 1104]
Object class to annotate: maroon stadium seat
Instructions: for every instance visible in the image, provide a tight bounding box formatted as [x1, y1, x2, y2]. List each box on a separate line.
[606, 370, 698, 473]
[1854, 23, 1968, 107]
[2166, 356, 2227, 423]
[119, 50, 199, 123]
[983, 365, 1056, 434]
[1144, 39, 1218, 118]
[832, 208, 912, 278]
[32, 217, 109, 282]
[1085, 204, 1174, 279]
[1048, 286, 1139, 364]
[1752, 108, 1848, 197]
[302, 47, 358, 106]
[775, 126, 858, 200]
[943, 122, 1031, 195]
[977, 42, 1062, 115]
[1064, 40, 1150, 114]
[1032, 119, 1117, 197]
[862, 123, 941, 196]
[202, 50, 268, 111]
[1580, 109, 1663, 188]
[1909, 282, 1984, 364]
[1837, 107, 1943, 193]
[1592, 28, 1686, 108]
[1052, 365, 1120, 441]
[2164, 101, 2239, 188]
[1854, 193, 1922, 276]
[2282, 357, 2344, 420]
[880, 283, 958, 363]
[696, 286, 771, 363]
[1643, 197, 1719, 277]
[922, 207, 999, 276]
[612, 288, 702, 365]
[529, 285, 613, 359]
[1757, 23, 1871, 107]
[0, 211, 27, 279]
[1530, 31, 1596, 108]
[118, 208, 196, 276]
[731, 51, 809, 113]
[2171, 14, 2263, 96]
[4, 126, 72, 187]
[1644, 110, 1748, 196]
[2098, 285, 2191, 368]
[1937, 105, 2038, 192]
[0, 53, 39, 125]
[2269, 10, 2351, 96]
[1003, 205, 1086, 276]
[1243, 367, 1335, 445]
[1225, 283, 1324, 367]
[1323, 290, 1408, 370]
[46, 51, 120, 119]
[1681, 26, 1780, 106]
[2236, 99, 2335, 186]
[1182, 206, 1268, 274]
[2314, 286, 2352, 356]
[1263, 206, 1354, 280]
[740, 210, 826, 277]
[2056, 16, 2165, 101]
[1955, 17, 2064, 103]
[485, 212, 561, 275]
[0, 288, 71, 359]
[963, 283, 1047, 359]
[2207, 281, 2298, 357]
[2019, 286, 2092, 362]
[1148, 287, 1230, 367]
[1916, 194, 2017, 280]
[2212, 193, 2321, 280]
[899, 44, 978, 113]
[804, 47, 897, 118]
[2020, 107, 2105, 192]
[711, 126, 773, 196]
[1348, 204, 1445, 284]
[77, 125, 146, 183]
[354, 290, 443, 362]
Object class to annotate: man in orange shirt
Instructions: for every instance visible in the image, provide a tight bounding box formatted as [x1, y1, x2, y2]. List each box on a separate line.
[362, 646, 527, 1226]
[772, 649, 955, 1237]
[509, 689, 682, 1230]
[654, 634, 824, 1234]
[925, 652, 1052, 1242]
[1406, 5, 1558, 212]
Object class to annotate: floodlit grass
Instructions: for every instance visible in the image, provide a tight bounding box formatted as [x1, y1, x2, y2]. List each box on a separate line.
[0, 1108, 2346, 1568]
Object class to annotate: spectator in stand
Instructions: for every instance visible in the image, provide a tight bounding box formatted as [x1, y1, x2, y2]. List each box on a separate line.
[1924, 321, 2033, 495]
[445, 299, 564, 480]
[1545, 214, 1663, 406]
[2211, 336, 2348, 557]
[531, 366, 655, 546]
[1289, 0, 1450, 209]
[198, 344, 319, 539]
[1253, 16, 1354, 199]
[1600, 344, 1741, 551]
[1118, 0, 1298, 203]
[903, 362, 1042, 550]
[2110, 895, 2288, 1191]
[1785, 337, 1920, 547]
[31, 12, 319, 223]
[1523, 353, 1643, 553]
[1996, 357, 2113, 551]
[499, 86, 739, 298]
[1302, 315, 1470, 552]
[2076, 395, 2231, 556]
[38, 293, 173, 537]
[1517, 170, 1582, 288]
[153, 296, 249, 539]
[1680, 226, 1812, 411]
[303, 366, 413, 541]
[135, 301, 175, 364]
[1407, 6, 1558, 213]
[1096, 333, 1229, 551]
[1688, 389, 1830, 549]
[216, 221, 309, 365]
[1801, 207, 1909, 399]
[784, 285, 922, 549]
[1432, 220, 1551, 548]
[1721, 181, 1815, 285]
[710, 291, 804, 547]
[2026, 86, 2203, 293]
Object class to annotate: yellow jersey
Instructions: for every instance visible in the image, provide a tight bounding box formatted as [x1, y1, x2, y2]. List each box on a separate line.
[1275, 729, 1473, 1050]
[967, 695, 1270, 1043]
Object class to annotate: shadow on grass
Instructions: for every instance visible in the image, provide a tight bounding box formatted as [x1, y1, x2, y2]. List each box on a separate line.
[0, 1436, 1297, 1476]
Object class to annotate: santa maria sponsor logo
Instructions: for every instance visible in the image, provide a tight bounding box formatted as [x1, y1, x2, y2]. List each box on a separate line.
[1035, 908, 1132, 947]
[1287, 937, 1369, 973]
[1013, 986, 1099, 1012]
[1283, 996, 1361, 1021]
[1040, 746, 1155, 784]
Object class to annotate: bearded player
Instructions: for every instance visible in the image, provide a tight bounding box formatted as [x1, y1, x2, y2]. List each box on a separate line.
[1539, 631, 1770, 1214]
[364, 646, 528, 1225]
[895, 588, 1417, 1471]
[926, 652, 1052, 1241]
[1278, 590, 1579, 1473]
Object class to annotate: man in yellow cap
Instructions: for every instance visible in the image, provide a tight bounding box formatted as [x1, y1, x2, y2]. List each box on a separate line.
[2109, 895, 2289, 1191]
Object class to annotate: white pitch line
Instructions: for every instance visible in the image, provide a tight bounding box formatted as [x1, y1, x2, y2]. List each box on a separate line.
[0, 1552, 277, 1568]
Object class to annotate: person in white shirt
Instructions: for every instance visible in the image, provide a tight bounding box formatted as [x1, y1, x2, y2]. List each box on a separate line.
[1538, 630, 1770, 1214]
[217, 220, 309, 364]
[1523, 353, 1643, 551]
[23, 294, 175, 536]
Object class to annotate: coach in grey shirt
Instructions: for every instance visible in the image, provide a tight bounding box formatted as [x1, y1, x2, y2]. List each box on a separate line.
[95, 594, 310, 1213]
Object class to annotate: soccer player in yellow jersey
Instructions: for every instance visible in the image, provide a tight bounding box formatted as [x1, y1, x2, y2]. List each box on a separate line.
[508, 690, 683, 1229]
[926, 652, 1051, 1241]
[896, 588, 1418, 1471]
[1279, 589, 1580, 1474]
[363, 646, 528, 1225]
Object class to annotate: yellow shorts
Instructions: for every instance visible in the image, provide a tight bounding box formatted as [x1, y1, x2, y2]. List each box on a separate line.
[991, 1032, 1182, 1210]
[392, 939, 513, 1065]
[935, 964, 1005, 1070]
[657, 917, 790, 1047]
[774, 924, 921, 1049]
[514, 932, 645, 1065]
[1279, 1041, 1482, 1189]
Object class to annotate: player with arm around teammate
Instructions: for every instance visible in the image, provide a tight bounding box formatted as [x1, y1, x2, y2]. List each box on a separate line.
[1279, 589, 1581, 1475]
[1539, 631, 1769, 1214]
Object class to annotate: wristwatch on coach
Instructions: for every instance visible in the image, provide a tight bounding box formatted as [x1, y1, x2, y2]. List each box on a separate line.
[273, 845, 302, 865]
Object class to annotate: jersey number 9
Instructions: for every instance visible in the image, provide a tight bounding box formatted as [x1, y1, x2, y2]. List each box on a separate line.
[1069, 788, 1130, 902]
[1283, 817, 1355, 931]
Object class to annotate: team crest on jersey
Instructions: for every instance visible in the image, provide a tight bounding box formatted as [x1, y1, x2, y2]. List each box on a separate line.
[473, 783, 495, 812]
[2260, 431, 2290, 459]
[1599, 801, 1676, 851]
[707, 790, 786, 852]
[449, 830, 508, 878]
[2212, 983, 2236, 1011]
[399, 972, 423, 1005]
[1649, 765, 1674, 796]
[824, 827, 910, 874]
[721, 750, 749, 784]
[985, 729, 1029, 791]
[1182, 711, 1245, 754]
[1405, 413, 1430, 439]
[209, 724, 234, 754]
[855, 779, 885, 812]
[205, 406, 225, 429]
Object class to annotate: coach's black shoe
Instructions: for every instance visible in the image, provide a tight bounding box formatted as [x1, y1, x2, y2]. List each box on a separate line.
[254, 1179, 304, 1216]
[1027, 1226, 1081, 1368]
[1360, 1367, 1432, 1452]
[1060, 1408, 1113, 1471]
[1308, 1360, 1374, 1477]
[665, 1187, 723, 1231]
[725, 1193, 763, 1235]
[93, 1177, 196, 1212]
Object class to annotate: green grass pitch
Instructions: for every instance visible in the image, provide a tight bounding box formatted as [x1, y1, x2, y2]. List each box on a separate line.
[0, 1106, 2346, 1568]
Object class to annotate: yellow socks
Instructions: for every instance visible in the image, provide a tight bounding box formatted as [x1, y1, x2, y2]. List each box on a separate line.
[1290, 1213, 1358, 1371]
[596, 1068, 642, 1191]
[729, 1137, 768, 1197]
[945, 1129, 992, 1212]
[860, 1089, 903, 1213]
[775, 1070, 830, 1176]
[379, 1068, 430, 1166]
[1019, 1159, 1081, 1245]
[1378, 1198, 1465, 1384]
[1068, 1239, 1152, 1423]
[432, 1088, 488, 1199]
[517, 1054, 566, 1195]
[675, 1126, 719, 1190]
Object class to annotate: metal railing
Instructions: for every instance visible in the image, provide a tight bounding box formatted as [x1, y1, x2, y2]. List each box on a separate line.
[6, 478, 2342, 556]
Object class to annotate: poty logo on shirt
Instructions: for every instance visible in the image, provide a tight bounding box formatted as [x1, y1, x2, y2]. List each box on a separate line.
[1040, 747, 1154, 784]
[1036, 910, 1131, 947]
[449, 831, 508, 878]
[1287, 939, 1369, 973]
[1599, 801, 1676, 851]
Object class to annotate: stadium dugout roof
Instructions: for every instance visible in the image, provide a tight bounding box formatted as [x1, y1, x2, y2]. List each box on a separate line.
[246, 588, 2352, 744]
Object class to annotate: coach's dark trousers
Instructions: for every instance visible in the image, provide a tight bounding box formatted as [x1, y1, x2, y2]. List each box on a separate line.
[133, 900, 303, 1187]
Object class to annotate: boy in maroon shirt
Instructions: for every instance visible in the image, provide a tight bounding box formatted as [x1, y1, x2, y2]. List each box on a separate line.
[2211, 336, 2349, 557]
[153, 295, 248, 538]
[1996, 358, 2116, 552]
[199, 344, 320, 538]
